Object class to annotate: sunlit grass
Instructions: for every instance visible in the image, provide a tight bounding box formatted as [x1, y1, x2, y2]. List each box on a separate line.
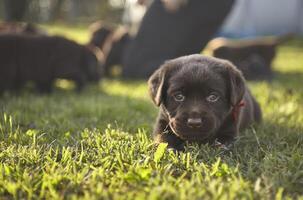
[41, 23, 90, 44]
[0, 25, 302, 199]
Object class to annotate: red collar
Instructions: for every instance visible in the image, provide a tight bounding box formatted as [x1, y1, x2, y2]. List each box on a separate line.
[232, 100, 245, 122]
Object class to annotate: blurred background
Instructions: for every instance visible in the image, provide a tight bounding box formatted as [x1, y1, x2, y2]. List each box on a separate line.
[1, 0, 303, 37]
[0, 0, 302, 83]
[0, 0, 125, 24]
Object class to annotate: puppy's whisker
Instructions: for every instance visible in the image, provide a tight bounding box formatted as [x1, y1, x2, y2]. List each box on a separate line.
[169, 121, 178, 135]
[161, 104, 174, 120]
[162, 124, 170, 134]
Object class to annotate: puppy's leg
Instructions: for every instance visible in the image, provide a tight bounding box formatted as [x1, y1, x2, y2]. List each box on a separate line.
[153, 117, 184, 151]
[74, 75, 86, 92]
[154, 132, 184, 151]
[216, 117, 238, 148]
[217, 131, 237, 145]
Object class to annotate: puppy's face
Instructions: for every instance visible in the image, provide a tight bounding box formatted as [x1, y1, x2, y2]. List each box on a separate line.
[148, 55, 245, 142]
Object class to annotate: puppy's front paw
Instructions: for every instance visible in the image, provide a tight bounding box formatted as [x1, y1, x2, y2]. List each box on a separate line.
[166, 142, 184, 152]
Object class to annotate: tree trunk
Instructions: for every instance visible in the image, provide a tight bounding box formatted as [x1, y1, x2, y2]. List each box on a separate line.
[4, 0, 28, 21]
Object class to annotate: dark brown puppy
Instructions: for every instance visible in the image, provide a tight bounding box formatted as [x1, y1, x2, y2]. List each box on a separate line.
[148, 54, 261, 150]
[0, 34, 103, 94]
[207, 36, 291, 80]
[89, 24, 131, 76]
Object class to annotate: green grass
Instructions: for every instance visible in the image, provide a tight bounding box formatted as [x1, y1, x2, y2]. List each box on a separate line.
[40, 24, 90, 44]
[1, 25, 303, 199]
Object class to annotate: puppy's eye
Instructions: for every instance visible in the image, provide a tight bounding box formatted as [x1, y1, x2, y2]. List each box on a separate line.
[206, 93, 220, 102]
[173, 93, 185, 102]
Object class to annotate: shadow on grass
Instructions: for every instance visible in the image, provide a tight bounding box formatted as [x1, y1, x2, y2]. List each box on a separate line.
[0, 83, 157, 146]
[229, 120, 303, 195]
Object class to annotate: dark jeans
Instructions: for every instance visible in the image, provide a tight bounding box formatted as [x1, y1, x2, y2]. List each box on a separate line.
[122, 0, 235, 79]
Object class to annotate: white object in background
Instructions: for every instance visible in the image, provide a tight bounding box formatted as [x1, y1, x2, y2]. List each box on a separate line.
[122, 0, 150, 36]
[221, 0, 303, 37]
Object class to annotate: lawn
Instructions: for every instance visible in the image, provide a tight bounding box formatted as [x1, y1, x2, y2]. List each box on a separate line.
[0, 25, 303, 199]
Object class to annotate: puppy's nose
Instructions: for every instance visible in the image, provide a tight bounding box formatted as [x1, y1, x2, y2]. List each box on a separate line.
[187, 118, 202, 128]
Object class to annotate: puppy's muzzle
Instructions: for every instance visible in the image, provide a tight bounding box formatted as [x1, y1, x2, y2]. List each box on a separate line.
[170, 110, 217, 141]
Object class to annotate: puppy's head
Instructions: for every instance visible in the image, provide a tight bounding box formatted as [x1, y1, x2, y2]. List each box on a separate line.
[104, 30, 131, 70]
[82, 46, 104, 82]
[89, 21, 113, 49]
[148, 54, 245, 141]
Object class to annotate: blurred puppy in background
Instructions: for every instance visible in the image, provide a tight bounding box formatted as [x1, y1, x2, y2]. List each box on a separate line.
[0, 34, 103, 94]
[207, 35, 292, 80]
[89, 23, 131, 77]
[88, 21, 113, 51]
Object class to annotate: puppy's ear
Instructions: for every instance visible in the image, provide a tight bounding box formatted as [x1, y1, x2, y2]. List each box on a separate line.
[225, 62, 246, 105]
[148, 66, 167, 106]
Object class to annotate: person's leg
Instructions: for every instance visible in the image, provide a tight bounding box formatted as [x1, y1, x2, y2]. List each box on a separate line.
[122, 0, 235, 79]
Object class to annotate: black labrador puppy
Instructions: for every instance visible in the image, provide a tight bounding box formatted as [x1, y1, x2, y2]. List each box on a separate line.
[208, 36, 292, 80]
[0, 34, 103, 94]
[148, 54, 262, 150]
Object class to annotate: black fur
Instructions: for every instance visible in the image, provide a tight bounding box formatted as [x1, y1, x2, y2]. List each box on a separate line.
[0, 34, 103, 94]
[148, 54, 262, 150]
